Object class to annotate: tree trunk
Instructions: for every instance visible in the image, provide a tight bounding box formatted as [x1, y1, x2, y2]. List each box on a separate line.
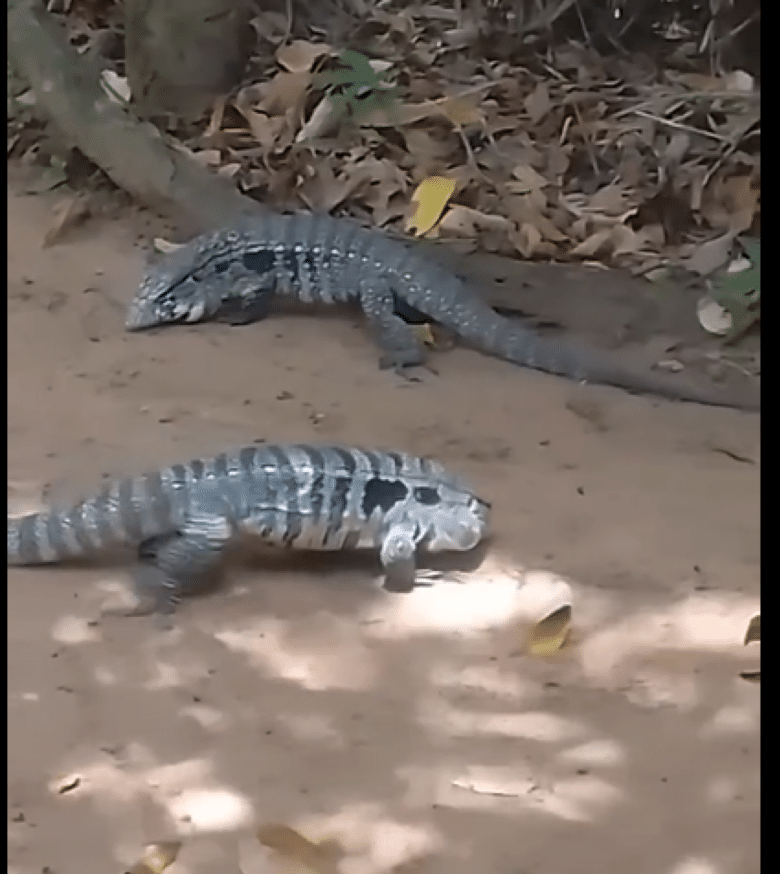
[124, 0, 254, 121]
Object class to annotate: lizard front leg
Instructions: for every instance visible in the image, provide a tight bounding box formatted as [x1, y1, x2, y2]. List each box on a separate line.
[379, 521, 420, 592]
[214, 272, 276, 326]
[108, 504, 234, 624]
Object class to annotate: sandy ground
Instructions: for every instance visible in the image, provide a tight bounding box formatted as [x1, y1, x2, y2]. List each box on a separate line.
[8, 182, 760, 874]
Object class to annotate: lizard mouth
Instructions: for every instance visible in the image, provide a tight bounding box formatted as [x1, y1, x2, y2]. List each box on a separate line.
[125, 301, 161, 330]
[125, 298, 202, 330]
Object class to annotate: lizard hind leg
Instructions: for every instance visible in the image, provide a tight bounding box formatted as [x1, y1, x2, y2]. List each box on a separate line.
[133, 512, 234, 617]
[358, 283, 429, 372]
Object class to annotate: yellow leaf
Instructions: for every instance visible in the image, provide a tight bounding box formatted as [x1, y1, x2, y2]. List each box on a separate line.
[128, 842, 181, 874]
[256, 823, 341, 874]
[406, 176, 457, 236]
[412, 324, 436, 348]
[527, 605, 572, 657]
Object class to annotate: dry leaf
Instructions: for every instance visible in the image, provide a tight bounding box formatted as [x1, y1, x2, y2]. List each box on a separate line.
[527, 605, 572, 656]
[504, 195, 566, 243]
[744, 614, 761, 645]
[153, 237, 185, 255]
[401, 129, 452, 163]
[407, 176, 457, 235]
[524, 81, 552, 124]
[276, 40, 331, 74]
[51, 773, 81, 794]
[242, 110, 283, 149]
[740, 613, 760, 682]
[570, 227, 614, 258]
[412, 324, 437, 348]
[191, 149, 222, 166]
[358, 100, 441, 128]
[127, 842, 181, 874]
[260, 71, 312, 115]
[256, 823, 341, 874]
[344, 157, 409, 215]
[43, 195, 91, 248]
[439, 205, 513, 237]
[722, 70, 755, 93]
[297, 95, 342, 141]
[684, 232, 736, 275]
[511, 164, 548, 195]
[439, 95, 485, 127]
[588, 183, 629, 215]
[217, 162, 241, 178]
[697, 295, 733, 335]
[510, 222, 544, 258]
[101, 69, 131, 104]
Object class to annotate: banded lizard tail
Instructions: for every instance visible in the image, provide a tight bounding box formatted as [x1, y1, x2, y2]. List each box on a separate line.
[126, 214, 759, 410]
[8, 443, 489, 617]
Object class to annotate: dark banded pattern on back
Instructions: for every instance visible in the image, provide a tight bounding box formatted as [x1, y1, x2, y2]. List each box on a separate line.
[8, 443, 478, 566]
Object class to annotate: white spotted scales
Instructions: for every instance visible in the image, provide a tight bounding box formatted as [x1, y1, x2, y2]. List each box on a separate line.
[126, 213, 758, 409]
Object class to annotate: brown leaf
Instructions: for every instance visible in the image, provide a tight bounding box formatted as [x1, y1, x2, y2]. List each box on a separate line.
[276, 40, 331, 74]
[524, 81, 552, 124]
[256, 823, 341, 874]
[439, 95, 485, 128]
[510, 222, 544, 258]
[744, 614, 761, 645]
[261, 71, 311, 116]
[43, 194, 91, 248]
[438, 205, 513, 238]
[296, 95, 344, 141]
[358, 100, 441, 128]
[191, 149, 222, 166]
[242, 110, 286, 150]
[588, 183, 629, 216]
[505, 197, 567, 242]
[704, 174, 760, 234]
[684, 231, 737, 276]
[570, 227, 614, 258]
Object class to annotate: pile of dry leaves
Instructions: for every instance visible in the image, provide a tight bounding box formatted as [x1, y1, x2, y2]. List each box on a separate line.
[12, 2, 761, 282]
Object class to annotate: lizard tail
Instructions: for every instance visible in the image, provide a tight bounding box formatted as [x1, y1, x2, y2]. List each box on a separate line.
[8, 474, 178, 565]
[420, 272, 759, 410]
[8, 506, 107, 565]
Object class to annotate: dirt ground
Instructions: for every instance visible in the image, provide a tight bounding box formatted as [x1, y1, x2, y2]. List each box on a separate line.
[8, 181, 760, 874]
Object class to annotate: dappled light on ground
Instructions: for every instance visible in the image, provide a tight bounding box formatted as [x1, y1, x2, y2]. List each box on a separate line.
[8, 186, 759, 872]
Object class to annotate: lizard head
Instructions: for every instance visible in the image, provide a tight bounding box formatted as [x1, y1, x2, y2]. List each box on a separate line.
[126, 231, 249, 330]
[126, 250, 216, 330]
[407, 478, 491, 553]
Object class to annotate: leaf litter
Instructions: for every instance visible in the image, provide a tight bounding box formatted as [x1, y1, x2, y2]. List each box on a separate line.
[9, 2, 760, 284]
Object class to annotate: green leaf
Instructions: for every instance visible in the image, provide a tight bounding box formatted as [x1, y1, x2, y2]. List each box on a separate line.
[712, 236, 760, 328]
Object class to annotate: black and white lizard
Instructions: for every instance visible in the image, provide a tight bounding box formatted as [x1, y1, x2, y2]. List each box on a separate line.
[8, 443, 489, 617]
[126, 213, 758, 410]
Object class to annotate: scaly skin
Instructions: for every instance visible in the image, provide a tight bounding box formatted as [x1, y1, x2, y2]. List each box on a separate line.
[126, 214, 759, 410]
[8, 443, 489, 616]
